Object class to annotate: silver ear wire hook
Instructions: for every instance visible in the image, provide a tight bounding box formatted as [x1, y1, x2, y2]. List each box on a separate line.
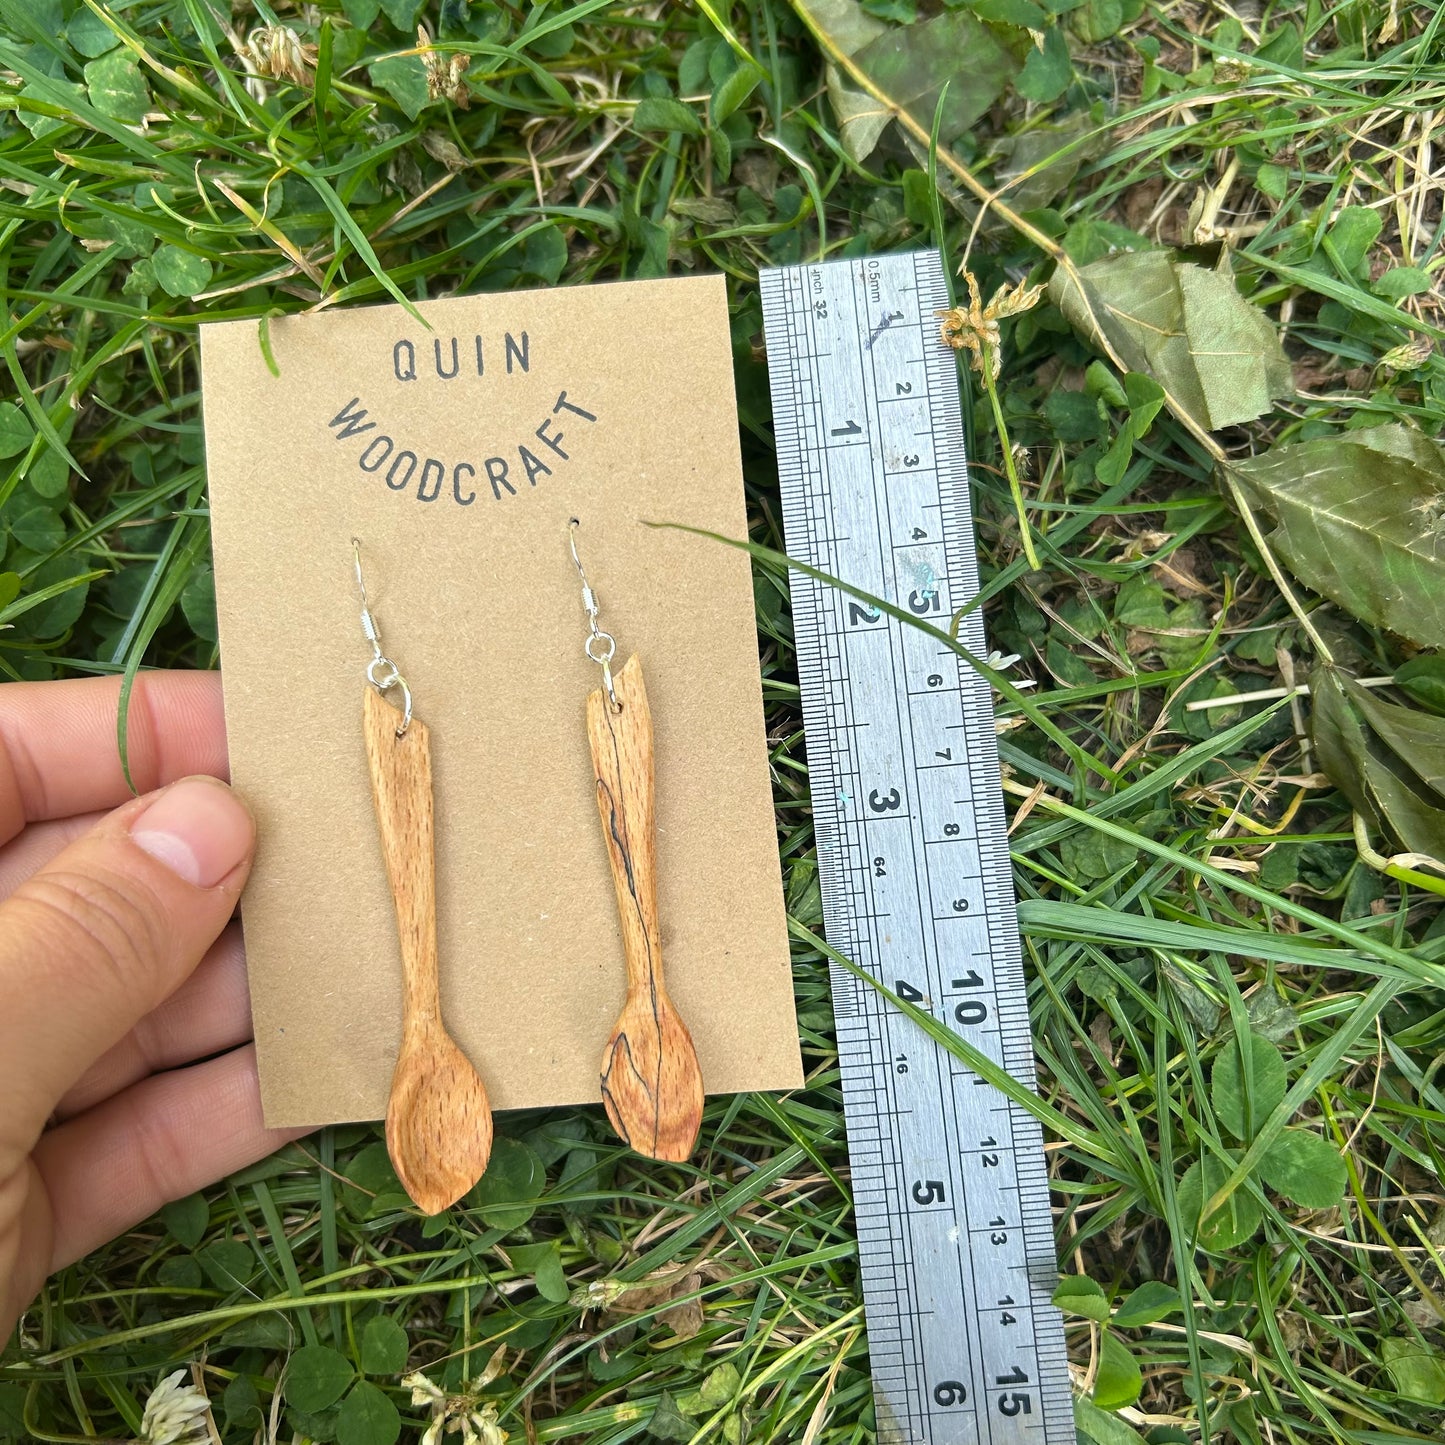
[352, 538, 413, 737]
[568, 518, 620, 712]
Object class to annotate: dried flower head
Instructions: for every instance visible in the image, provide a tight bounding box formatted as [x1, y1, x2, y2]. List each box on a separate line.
[403, 1352, 510, 1445]
[418, 25, 471, 109]
[1380, 334, 1434, 374]
[938, 271, 1043, 380]
[137, 1370, 212, 1445]
[1213, 57, 1254, 84]
[245, 24, 315, 86]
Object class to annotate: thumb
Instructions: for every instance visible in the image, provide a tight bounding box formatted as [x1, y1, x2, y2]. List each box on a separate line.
[0, 776, 255, 1145]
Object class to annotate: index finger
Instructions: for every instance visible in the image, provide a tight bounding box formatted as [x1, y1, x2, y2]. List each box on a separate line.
[0, 672, 227, 846]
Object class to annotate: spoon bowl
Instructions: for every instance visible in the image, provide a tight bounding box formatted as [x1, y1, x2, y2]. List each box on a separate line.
[387, 1023, 494, 1214]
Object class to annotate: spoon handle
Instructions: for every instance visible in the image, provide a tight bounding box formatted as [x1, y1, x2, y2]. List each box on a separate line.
[363, 686, 440, 1034]
[364, 688, 493, 1213]
[587, 654, 703, 1160]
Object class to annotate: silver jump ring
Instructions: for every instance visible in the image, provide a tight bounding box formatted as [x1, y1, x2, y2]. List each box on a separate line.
[585, 631, 616, 666]
[366, 657, 413, 736]
[368, 656, 399, 691]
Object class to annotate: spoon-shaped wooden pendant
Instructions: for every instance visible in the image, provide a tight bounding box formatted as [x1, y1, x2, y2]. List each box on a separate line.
[587, 654, 703, 1161]
[363, 686, 493, 1212]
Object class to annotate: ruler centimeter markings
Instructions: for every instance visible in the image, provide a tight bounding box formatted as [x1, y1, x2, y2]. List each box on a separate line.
[761, 250, 1071, 1445]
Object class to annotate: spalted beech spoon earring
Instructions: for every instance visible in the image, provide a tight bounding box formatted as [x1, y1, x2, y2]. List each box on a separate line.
[569, 520, 704, 1161]
[353, 540, 493, 1212]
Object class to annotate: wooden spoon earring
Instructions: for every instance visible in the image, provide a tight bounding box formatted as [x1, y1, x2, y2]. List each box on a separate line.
[352, 541, 493, 1212]
[568, 520, 704, 1162]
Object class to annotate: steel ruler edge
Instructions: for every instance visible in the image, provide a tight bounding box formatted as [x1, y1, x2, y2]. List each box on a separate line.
[760, 250, 1071, 1445]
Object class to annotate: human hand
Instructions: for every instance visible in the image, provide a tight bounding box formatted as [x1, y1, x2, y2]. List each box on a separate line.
[0, 671, 309, 1342]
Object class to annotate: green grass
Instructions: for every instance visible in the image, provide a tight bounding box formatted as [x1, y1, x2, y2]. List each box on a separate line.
[3, 1, 1445, 1442]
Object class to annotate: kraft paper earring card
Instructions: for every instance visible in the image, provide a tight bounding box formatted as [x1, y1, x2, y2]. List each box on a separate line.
[200, 275, 802, 1127]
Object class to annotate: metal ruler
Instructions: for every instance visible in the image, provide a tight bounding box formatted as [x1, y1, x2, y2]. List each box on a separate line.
[760, 250, 1071, 1445]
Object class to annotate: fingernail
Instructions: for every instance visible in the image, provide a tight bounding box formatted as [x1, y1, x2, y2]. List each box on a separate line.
[130, 777, 255, 887]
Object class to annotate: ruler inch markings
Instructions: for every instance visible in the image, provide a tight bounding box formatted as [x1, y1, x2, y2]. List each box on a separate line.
[762, 251, 1069, 1445]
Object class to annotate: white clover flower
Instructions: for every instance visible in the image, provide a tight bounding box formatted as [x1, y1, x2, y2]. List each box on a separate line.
[137, 1371, 211, 1445]
[985, 650, 1037, 689]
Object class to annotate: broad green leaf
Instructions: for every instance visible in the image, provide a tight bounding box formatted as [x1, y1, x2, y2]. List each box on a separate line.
[66, 8, 121, 56]
[1245, 988, 1300, 1043]
[6, 558, 92, 640]
[96, 212, 154, 258]
[157, 1255, 203, 1290]
[853, 11, 1019, 144]
[151, 245, 212, 298]
[223, 1376, 262, 1432]
[16, 79, 85, 138]
[677, 1361, 742, 1415]
[1075, 1397, 1150, 1445]
[824, 65, 891, 162]
[649, 1391, 694, 1441]
[1111, 1280, 1181, 1328]
[370, 54, 430, 120]
[0, 574, 19, 611]
[509, 1241, 568, 1302]
[799, 0, 1019, 163]
[466, 1136, 545, 1228]
[1050, 250, 1291, 434]
[1211, 1031, 1287, 1142]
[1258, 1128, 1347, 1208]
[1229, 426, 1445, 648]
[1017, 26, 1072, 103]
[1341, 675, 1445, 796]
[180, 563, 217, 643]
[160, 1193, 209, 1249]
[992, 111, 1096, 213]
[84, 51, 149, 123]
[1052, 1274, 1110, 1320]
[711, 62, 764, 124]
[633, 97, 703, 136]
[1093, 1332, 1143, 1410]
[521, 226, 568, 284]
[195, 1238, 255, 1292]
[970, 0, 1048, 23]
[1177, 265, 1293, 425]
[26, 449, 67, 500]
[1073, 0, 1131, 42]
[287, 1345, 356, 1412]
[1307, 665, 1445, 860]
[798, 0, 887, 54]
[7, 500, 64, 554]
[1177, 1155, 1261, 1251]
[1373, 266, 1434, 298]
[221, 1312, 294, 1349]
[379, 0, 424, 26]
[335, 1380, 401, 1445]
[1380, 1337, 1445, 1405]
[1395, 654, 1445, 715]
[340, 1141, 411, 1219]
[1324, 205, 1380, 277]
[1059, 828, 1136, 881]
[1044, 388, 1106, 441]
[797, 0, 884, 162]
[678, 38, 714, 93]
[1256, 20, 1302, 66]
[1256, 162, 1288, 199]
[0, 402, 33, 458]
[359, 1316, 409, 1376]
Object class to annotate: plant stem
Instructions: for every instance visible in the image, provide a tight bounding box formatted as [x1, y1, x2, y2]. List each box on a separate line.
[979, 341, 1041, 571]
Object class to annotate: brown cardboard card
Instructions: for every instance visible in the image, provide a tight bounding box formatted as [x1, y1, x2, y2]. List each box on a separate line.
[200, 274, 801, 1128]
